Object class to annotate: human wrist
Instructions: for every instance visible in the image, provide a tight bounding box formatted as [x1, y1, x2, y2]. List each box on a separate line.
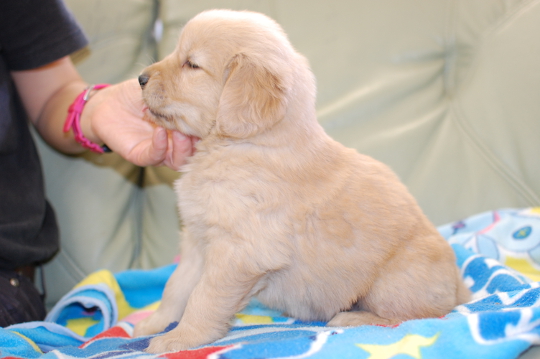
[79, 85, 103, 144]
[64, 84, 111, 153]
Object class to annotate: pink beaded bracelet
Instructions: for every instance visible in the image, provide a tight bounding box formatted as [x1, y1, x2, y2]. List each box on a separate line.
[63, 84, 111, 153]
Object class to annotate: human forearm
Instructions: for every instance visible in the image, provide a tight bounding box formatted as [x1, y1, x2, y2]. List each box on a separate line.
[11, 57, 93, 154]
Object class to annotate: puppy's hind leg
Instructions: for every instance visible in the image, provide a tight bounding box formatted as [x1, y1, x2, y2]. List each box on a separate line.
[327, 310, 399, 327]
[133, 232, 203, 337]
[331, 241, 464, 330]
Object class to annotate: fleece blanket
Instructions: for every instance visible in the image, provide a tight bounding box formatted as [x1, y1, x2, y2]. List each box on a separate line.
[2, 207, 540, 359]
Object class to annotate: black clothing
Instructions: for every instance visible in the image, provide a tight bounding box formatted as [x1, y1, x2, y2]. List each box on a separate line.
[0, 268, 46, 325]
[0, 0, 88, 326]
[0, 0, 87, 270]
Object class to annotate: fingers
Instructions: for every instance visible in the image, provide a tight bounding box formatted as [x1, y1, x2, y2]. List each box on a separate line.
[143, 126, 168, 165]
[126, 127, 195, 170]
[167, 131, 196, 171]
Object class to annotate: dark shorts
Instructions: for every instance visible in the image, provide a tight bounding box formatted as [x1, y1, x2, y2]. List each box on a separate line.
[0, 269, 46, 327]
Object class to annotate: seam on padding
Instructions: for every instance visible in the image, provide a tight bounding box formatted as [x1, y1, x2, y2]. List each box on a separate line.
[443, 0, 458, 97]
[450, 0, 540, 205]
[454, 0, 537, 93]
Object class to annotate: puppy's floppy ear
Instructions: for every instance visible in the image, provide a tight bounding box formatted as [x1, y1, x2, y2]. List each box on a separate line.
[216, 53, 287, 138]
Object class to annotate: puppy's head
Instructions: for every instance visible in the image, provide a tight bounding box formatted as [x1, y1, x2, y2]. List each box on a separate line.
[139, 10, 297, 139]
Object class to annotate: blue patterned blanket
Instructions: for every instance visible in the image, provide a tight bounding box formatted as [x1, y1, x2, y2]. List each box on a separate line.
[2, 208, 540, 359]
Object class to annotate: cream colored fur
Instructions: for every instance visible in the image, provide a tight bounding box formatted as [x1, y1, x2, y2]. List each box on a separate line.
[132, 9, 471, 353]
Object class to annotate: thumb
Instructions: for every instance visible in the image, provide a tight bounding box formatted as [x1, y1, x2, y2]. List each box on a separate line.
[132, 126, 168, 166]
[149, 127, 168, 162]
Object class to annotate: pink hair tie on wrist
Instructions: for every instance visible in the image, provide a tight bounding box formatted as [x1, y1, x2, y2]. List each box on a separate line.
[63, 83, 112, 154]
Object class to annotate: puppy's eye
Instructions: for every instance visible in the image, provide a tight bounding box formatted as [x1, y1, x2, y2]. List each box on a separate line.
[184, 60, 200, 69]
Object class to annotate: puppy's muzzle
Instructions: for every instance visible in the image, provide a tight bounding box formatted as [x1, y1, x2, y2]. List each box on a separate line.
[138, 74, 150, 89]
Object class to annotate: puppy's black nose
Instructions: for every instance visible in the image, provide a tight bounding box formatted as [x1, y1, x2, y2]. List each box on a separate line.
[138, 74, 150, 89]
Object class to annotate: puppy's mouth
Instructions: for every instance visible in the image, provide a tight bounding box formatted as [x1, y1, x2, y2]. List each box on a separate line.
[143, 106, 177, 130]
[142, 106, 195, 139]
[144, 106, 169, 122]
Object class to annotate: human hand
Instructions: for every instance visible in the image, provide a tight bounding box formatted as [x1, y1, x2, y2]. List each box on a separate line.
[83, 79, 197, 170]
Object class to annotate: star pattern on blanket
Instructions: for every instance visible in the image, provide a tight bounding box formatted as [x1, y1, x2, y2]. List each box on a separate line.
[12, 331, 43, 355]
[235, 313, 275, 324]
[67, 317, 100, 336]
[356, 333, 440, 359]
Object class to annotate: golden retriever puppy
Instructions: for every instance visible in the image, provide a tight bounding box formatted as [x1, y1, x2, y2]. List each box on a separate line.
[133, 9, 470, 353]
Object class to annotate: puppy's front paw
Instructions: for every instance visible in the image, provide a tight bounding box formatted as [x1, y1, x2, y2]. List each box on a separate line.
[145, 333, 190, 354]
[133, 314, 169, 338]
